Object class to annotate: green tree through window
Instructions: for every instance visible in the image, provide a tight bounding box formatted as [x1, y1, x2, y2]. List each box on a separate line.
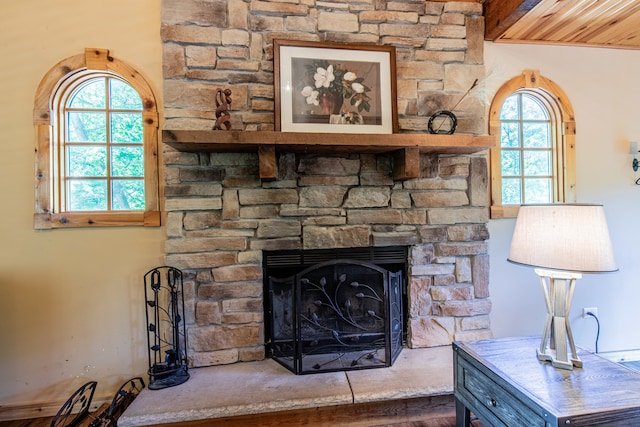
[499, 92, 553, 205]
[65, 76, 145, 211]
[33, 48, 160, 229]
[488, 70, 576, 219]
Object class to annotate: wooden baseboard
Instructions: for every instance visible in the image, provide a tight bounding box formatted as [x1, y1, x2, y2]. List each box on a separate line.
[146, 395, 455, 427]
[0, 397, 109, 422]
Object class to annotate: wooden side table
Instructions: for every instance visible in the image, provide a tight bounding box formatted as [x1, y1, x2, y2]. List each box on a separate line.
[453, 336, 640, 426]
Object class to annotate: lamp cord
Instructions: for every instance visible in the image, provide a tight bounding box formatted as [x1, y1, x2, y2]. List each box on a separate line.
[586, 311, 600, 353]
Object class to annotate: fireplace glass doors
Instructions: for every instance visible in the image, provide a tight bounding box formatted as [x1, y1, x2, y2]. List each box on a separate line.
[265, 248, 405, 374]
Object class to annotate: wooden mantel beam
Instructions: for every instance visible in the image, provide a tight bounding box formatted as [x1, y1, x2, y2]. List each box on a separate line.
[163, 130, 495, 181]
[484, 0, 543, 40]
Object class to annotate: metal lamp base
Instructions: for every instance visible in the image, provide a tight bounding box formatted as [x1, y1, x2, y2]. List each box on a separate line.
[535, 268, 583, 370]
[537, 347, 582, 370]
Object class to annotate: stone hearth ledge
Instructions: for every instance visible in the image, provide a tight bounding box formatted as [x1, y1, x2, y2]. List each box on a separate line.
[118, 346, 453, 427]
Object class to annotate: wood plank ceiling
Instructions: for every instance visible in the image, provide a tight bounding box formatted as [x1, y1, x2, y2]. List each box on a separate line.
[484, 0, 640, 50]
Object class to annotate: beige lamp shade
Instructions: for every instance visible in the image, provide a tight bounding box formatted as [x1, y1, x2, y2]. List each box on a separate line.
[508, 204, 617, 273]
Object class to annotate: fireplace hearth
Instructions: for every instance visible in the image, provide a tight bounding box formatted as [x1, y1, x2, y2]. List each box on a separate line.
[264, 247, 406, 374]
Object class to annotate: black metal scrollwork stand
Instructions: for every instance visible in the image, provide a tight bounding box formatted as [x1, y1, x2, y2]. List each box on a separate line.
[144, 266, 189, 390]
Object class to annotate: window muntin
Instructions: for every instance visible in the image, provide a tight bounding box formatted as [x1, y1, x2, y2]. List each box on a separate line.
[488, 70, 576, 219]
[499, 92, 553, 205]
[33, 48, 160, 229]
[62, 76, 145, 212]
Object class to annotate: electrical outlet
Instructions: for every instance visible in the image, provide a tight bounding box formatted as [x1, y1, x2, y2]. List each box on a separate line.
[582, 307, 598, 318]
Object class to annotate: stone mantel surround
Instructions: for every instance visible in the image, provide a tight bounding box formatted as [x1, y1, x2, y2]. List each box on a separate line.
[161, 0, 493, 369]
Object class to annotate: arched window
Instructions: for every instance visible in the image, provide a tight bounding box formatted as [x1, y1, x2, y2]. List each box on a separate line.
[489, 70, 576, 219]
[33, 48, 160, 228]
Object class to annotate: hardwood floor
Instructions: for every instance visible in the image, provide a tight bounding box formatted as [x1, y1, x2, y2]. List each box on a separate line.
[0, 419, 52, 427]
[0, 418, 461, 427]
[0, 395, 485, 427]
[0, 414, 488, 427]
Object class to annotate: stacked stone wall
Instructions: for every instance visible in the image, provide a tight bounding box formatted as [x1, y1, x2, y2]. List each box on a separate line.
[162, 0, 486, 133]
[161, 0, 493, 367]
[164, 150, 493, 366]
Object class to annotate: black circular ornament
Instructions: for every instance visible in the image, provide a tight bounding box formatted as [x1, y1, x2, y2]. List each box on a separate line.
[427, 110, 457, 135]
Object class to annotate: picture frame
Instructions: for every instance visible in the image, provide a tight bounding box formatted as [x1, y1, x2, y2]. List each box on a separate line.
[274, 40, 398, 134]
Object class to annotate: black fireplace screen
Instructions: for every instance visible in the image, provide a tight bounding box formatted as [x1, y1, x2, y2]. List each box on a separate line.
[265, 248, 405, 374]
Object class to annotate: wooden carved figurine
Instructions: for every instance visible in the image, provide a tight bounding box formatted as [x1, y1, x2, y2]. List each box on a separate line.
[213, 88, 232, 130]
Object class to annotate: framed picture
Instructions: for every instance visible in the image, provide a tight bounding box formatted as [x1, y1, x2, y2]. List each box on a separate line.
[274, 40, 398, 134]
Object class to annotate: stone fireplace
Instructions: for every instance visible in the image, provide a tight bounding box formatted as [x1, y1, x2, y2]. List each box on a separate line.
[160, 0, 493, 369]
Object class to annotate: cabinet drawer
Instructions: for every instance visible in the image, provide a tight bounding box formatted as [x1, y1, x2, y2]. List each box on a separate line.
[458, 358, 545, 426]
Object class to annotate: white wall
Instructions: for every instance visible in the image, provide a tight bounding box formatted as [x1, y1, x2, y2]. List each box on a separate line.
[486, 42, 640, 353]
[0, 0, 164, 415]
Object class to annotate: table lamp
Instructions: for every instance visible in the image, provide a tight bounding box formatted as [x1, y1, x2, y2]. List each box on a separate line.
[508, 204, 617, 370]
